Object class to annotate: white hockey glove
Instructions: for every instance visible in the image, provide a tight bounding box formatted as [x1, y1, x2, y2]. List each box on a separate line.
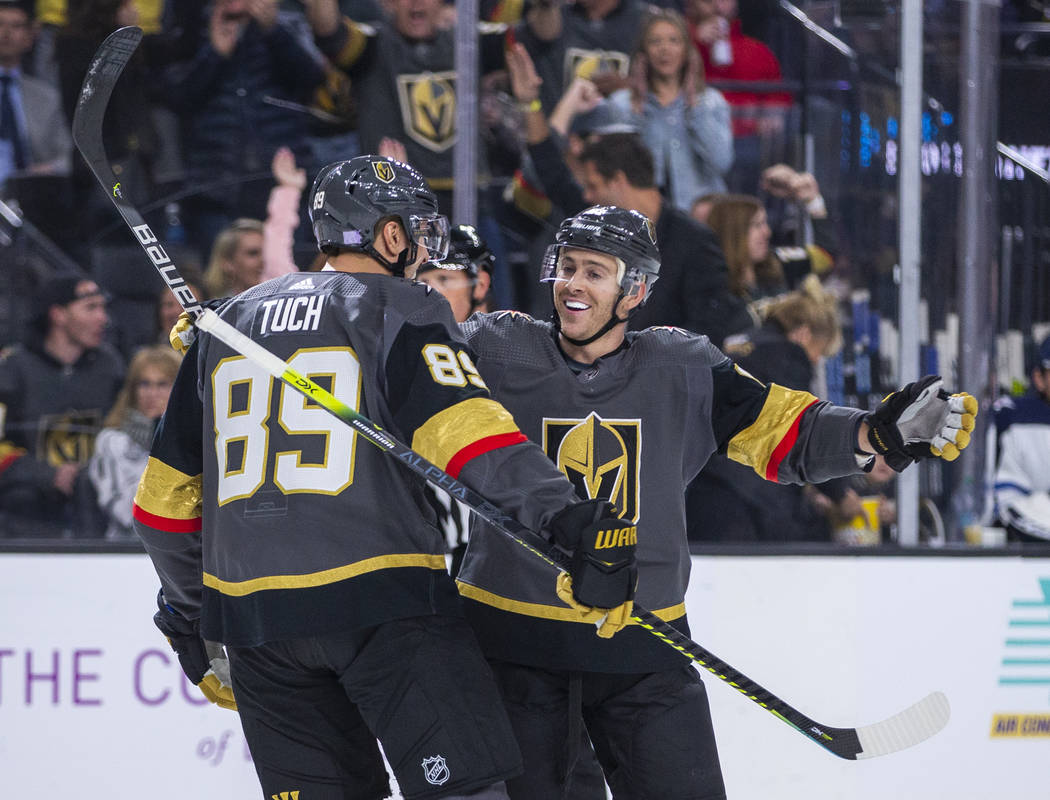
[865, 375, 978, 472]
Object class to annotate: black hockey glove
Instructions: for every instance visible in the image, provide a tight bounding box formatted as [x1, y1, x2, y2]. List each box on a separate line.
[864, 375, 978, 472]
[548, 499, 637, 638]
[153, 590, 237, 711]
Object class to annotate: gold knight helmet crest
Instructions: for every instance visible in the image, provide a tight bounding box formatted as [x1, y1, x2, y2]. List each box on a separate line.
[372, 160, 395, 183]
[544, 412, 641, 523]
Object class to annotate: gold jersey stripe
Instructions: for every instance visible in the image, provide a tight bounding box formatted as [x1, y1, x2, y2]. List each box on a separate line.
[412, 396, 521, 472]
[456, 580, 686, 625]
[336, 19, 370, 67]
[726, 384, 818, 479]
[134, 456, 203, 521]
[204, 553, 448, 596]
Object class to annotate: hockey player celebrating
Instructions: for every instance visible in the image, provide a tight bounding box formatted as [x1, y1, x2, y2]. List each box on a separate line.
[132, 158, 637, 800]
[454, 204, 978, 798]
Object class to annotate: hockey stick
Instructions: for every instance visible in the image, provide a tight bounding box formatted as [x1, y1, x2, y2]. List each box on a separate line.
[74, 26, 949, 761]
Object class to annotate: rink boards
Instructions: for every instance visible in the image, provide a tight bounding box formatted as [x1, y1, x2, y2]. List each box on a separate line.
[0, 551, 1046, 799]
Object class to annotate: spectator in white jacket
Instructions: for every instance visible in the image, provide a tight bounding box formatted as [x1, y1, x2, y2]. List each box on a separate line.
[88, 345, 181, 539]
[607, 8, 732, 213]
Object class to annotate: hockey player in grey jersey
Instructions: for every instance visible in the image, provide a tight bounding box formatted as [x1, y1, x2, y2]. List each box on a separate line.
[455, 205, 978, 798]
[132, 159, 638, 800]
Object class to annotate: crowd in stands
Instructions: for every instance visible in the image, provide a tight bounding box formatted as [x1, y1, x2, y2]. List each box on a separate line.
[0, 0, 1045, 545]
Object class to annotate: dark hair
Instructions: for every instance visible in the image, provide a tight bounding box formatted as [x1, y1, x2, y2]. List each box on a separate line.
[579, 133, 655, 190]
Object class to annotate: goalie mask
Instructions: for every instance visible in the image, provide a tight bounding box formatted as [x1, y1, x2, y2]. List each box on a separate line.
[309, 156, 450, 276]
[540, 206, 661, 345]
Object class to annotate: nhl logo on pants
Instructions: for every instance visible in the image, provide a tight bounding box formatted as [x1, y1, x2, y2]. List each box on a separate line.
[421, 755, 450, 785]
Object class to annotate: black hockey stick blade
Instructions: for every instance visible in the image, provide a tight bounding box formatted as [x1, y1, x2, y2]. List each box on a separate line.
[71, 26, 950, 763]
[72, 26, 203, 320]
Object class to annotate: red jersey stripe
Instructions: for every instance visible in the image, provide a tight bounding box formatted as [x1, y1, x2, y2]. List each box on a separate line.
[132, 503, 202, 534]
[764, 399, 818, 481]
[446, 431, 528, 479]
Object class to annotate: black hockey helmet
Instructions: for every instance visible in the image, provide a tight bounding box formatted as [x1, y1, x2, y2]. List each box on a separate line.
[540, 205, 660, 303]
[309, 156, 450, 275]
[416, 224, 494, 279]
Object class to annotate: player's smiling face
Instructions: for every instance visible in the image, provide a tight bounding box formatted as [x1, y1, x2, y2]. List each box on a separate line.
[553, 247, 624, 340]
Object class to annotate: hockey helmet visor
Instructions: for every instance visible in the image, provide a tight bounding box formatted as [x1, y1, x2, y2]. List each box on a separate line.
[407, 212, 450, 262]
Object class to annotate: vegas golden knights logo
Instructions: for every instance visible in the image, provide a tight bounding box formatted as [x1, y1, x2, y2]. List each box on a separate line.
[563, 48, 630, 90]
[397, 71, 457, 152]
[372, 160, 395, 183]
[39, 410, 102, 466]
[543, 412, 641, 523]
[271, 792, 299, 800]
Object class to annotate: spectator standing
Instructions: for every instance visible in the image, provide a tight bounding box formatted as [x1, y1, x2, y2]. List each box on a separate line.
[608, 8, 733, 212]
[0, 275, 123, 537]
[162, 0, 325, 262]
[303, 0, 508, 216]
[992, 335, 1050, 543]
[88, 345, 180, 539]
[685, 0, 792, 192]
[515, 0, 651, 113]
[576, 133, 748, 346]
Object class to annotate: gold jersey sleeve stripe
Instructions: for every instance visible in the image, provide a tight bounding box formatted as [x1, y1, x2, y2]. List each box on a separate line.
[726, 385, 818, 480]
[203, 553, 448, 596]
[133, 456, 203, 522]
[411, 396, 522, 474]
[456, 580, 686, 625]
[335, 19, 370, 67]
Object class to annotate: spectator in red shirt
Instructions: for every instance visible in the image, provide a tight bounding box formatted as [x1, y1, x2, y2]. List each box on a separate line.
[685, 0, 792, 191]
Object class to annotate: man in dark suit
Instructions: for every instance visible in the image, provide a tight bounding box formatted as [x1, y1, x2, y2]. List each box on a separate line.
[0, 0, 71, 188]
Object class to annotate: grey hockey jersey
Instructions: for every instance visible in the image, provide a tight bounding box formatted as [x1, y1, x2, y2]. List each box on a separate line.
[132, 273, 579, 646]
[457, 312, 866, 673]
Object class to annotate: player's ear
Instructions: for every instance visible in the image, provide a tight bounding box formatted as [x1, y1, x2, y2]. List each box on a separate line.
[621, 280, 647, 313]
[473, 271, 491, 302]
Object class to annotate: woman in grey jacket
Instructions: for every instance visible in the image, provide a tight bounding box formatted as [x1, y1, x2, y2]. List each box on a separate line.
[88, 346, 181, 539]
[608, 8, 733, 212]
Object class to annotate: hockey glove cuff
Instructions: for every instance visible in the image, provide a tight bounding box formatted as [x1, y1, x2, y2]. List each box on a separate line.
[153, 591, 237, 711]
[865, 375, 978, 472]
[169, 311, 196, 355]
[168, 298, 231, 355]
[556, 573, 634, 638]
